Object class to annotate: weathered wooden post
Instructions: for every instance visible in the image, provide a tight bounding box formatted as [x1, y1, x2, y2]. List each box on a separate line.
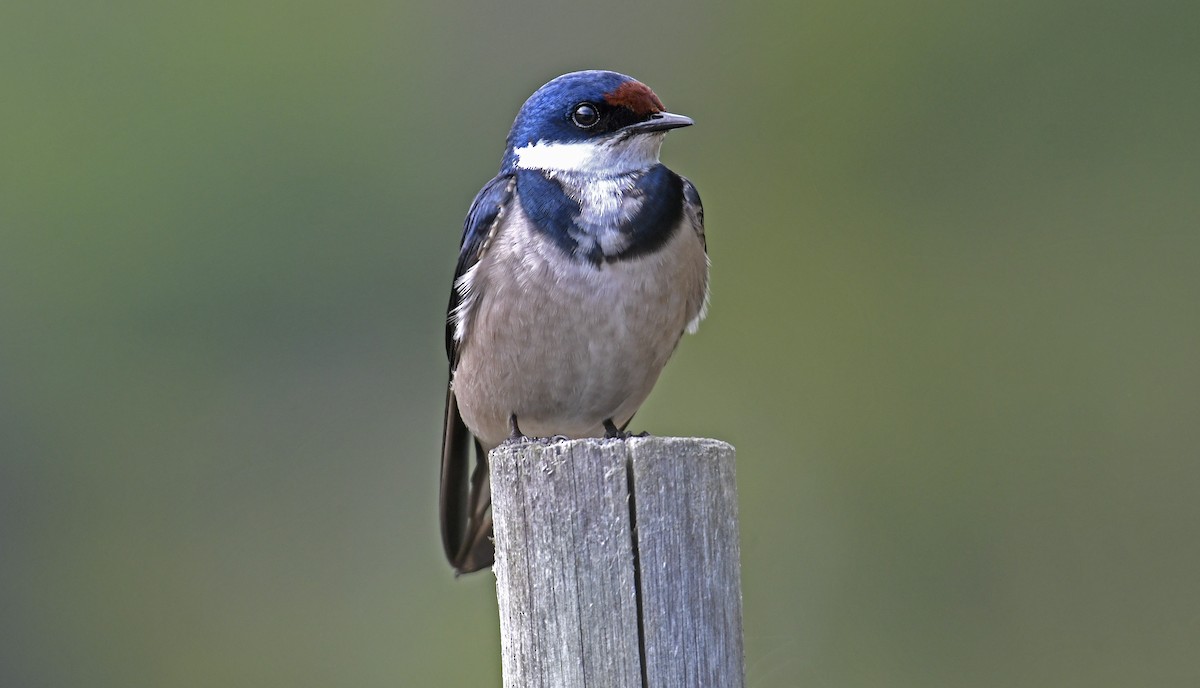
[490, 436, 744, 687]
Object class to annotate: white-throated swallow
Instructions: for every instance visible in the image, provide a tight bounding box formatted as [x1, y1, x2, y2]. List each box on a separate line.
[440, 70, 708, 573]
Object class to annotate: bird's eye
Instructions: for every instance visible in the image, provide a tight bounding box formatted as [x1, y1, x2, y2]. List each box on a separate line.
[571, 102, 600, 128]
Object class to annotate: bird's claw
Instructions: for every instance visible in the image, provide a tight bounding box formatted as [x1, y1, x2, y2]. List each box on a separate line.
[603, 419, 648, 440]
[502, 414, 571, 446]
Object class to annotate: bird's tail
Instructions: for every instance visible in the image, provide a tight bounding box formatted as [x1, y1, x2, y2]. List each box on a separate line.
[439, 386, 495, 574]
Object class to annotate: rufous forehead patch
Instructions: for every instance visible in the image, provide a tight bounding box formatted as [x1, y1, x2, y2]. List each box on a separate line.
[603, 81, 665, 116]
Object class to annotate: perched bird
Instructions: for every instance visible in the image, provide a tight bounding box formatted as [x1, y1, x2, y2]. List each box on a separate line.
[440, 70, 708, 574]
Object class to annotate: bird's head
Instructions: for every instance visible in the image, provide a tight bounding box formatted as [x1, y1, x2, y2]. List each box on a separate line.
[501, 70, 693, 176]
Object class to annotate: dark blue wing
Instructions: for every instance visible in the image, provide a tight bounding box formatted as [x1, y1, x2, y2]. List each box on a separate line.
[441, 173, 515, 573]
[444, 174, 517, 363]
[681, 175, 706, 251]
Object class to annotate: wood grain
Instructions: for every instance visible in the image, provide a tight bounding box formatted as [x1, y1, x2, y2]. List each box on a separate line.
[490, 437, 743, 688]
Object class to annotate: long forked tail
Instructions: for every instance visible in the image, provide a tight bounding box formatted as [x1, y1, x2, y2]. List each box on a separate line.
[440, 387, 496, 574]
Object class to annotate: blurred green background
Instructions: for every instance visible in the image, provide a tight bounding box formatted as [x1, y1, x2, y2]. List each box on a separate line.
[3, 0, 1198, 685]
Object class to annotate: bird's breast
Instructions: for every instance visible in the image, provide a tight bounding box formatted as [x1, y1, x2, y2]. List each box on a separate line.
[452, 200, 707, 448]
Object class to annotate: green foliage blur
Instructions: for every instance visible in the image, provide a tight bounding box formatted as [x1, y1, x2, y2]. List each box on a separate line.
[3, 0, 1197, 685]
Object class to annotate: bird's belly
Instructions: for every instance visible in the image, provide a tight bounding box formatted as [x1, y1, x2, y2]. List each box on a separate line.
[452, 213, 705, 448]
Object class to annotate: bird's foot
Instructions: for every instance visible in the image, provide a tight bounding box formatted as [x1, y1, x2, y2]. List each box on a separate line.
[499, 414, 527, 447]
[603, 419, 649, 440]
[500, 414, 570, 446]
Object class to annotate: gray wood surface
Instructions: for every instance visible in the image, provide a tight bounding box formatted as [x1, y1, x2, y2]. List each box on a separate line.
[490, 436, 743, 688]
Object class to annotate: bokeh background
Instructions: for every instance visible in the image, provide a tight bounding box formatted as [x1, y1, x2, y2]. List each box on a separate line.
[3, 0, 1198, 685]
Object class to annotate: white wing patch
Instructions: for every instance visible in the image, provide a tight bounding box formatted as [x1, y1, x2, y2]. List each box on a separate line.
[450, 178, 516, 345]
[686, 253, 711, 334]
[451, 262, 480, 344]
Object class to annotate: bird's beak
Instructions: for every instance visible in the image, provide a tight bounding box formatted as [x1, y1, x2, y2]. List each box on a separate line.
[623, 111, 694, 134]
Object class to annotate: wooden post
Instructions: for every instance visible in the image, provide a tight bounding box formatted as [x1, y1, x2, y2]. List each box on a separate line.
[490, 437, 744, 688]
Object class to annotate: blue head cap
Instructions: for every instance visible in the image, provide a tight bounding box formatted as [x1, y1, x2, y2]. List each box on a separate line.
[500, 70, 690, 172]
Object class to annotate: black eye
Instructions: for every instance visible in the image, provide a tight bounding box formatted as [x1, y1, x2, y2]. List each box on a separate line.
[571, 102, 600, 128]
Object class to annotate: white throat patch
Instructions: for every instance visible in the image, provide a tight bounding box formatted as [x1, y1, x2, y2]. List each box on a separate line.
[513, 133, 665, 175]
